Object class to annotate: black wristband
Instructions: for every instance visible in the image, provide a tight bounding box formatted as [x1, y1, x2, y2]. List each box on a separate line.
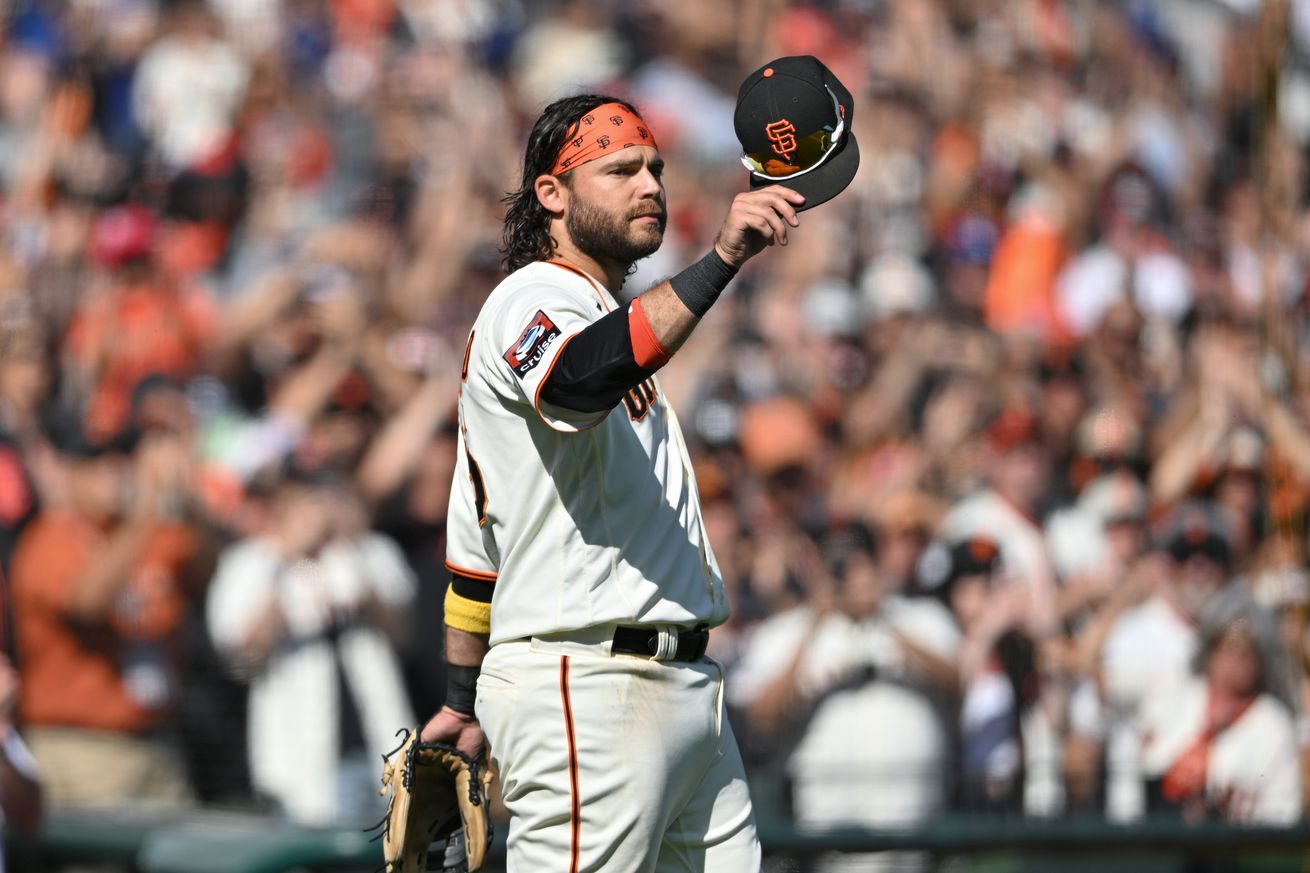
[445, 664, 481, 717]
[669, 249, 738, 319]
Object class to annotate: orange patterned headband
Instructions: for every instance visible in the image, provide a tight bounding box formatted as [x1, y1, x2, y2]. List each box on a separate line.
[551, 103, 659, 175]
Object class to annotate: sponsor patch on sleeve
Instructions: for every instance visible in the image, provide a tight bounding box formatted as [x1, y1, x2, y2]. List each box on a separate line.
[503, 310, 561, 379]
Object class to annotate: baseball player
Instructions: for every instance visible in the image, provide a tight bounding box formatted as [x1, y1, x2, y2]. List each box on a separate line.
[420, 68, 853, 871]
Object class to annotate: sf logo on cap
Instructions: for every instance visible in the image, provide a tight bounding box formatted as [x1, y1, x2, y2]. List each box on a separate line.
[765, 119, 797, 161]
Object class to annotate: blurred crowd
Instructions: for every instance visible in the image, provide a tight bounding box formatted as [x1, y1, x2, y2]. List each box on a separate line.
[0, 0, 1309, 862]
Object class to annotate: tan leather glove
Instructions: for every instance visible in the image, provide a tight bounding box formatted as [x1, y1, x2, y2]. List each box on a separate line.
[378, 729, 494, 872]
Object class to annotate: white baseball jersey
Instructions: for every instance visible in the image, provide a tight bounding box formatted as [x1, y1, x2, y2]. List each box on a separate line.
[1140, 676, 1301, 824]
[446, 260, 728, 646]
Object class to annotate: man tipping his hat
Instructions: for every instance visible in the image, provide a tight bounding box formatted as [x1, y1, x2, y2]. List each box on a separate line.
[412, 57, 858, 871]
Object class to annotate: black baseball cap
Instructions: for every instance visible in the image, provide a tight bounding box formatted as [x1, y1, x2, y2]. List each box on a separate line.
[916, 535, 1002, 597]
[45, 409, 138, 459]
[1160, 500, 1233, 570]
[948, 537, 1002, 582]
[734, 55, 860, 211]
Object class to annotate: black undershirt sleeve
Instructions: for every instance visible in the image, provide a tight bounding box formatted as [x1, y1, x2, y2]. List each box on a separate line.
[539, 306, 657, 414]
[450, 573, 495, 603]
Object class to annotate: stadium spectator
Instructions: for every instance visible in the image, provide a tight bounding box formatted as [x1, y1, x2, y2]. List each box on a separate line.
[939, 409, 1067, 814]
[1141, 595, 1300, 824]
[9, 422, 201, 808]
[1047, 470, 1151, 812]
[206, 469, 417, 826]
[131, 0, 249, 172]
[940, 409, 1059, 632]
[1079, 501, 1240, 821]
[919, 536, 1032, 814]
[730, 524, 959, 872]
[65, 204, 218, 442]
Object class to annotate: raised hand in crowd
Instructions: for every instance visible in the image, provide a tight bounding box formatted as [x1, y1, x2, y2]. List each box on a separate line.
[1151, 322, 1310, 505]
[957, 578, 1031, 685]
[131, 432, 195, 521]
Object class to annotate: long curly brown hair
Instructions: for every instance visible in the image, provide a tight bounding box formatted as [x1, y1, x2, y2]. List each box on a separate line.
[500, 94, 642, 274]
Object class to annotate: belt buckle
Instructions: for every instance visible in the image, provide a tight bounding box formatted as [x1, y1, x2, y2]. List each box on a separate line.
[650, 624, 680, 661]
[632, 624, 711, 662]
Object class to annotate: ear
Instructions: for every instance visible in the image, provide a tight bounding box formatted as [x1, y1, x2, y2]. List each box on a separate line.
[535, 174, 567, 217]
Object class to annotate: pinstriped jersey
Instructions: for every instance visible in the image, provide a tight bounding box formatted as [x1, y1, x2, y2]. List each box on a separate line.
[445, 260, 728, 646]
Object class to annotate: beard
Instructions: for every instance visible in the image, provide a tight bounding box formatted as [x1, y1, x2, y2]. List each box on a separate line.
[565, 191, 666, 268]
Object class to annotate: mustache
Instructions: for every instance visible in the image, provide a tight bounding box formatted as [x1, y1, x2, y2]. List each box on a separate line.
[629, 205, 667, 222]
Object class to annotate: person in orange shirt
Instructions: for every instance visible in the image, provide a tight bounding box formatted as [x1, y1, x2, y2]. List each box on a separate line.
[982, 191, 1067, 341]
[64, 204, 218, 441]
[9, 420, 199, 808]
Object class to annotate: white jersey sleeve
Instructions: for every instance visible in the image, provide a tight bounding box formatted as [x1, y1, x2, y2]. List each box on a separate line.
[445, 416, 500, 583]
[483, 277, 611, 432]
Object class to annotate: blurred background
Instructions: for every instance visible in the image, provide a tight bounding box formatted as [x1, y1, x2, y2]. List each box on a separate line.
[0, 0, 1309, 870]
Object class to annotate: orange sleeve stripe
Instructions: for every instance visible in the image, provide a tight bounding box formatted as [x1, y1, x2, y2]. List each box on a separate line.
[444, 560, 498, 581]
[628, 297, 669, 369]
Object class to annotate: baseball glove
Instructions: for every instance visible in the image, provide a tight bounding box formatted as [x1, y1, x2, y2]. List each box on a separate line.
[376, 728, 494, 873]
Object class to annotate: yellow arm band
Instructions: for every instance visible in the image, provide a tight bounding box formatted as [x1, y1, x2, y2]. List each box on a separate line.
[445, 584, 492, 634]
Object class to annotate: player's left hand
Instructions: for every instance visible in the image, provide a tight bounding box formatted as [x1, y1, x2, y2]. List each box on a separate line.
[421, 706, 485, 762]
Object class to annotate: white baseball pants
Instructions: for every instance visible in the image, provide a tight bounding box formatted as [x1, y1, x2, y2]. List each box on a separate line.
[476, 635, 761, 873]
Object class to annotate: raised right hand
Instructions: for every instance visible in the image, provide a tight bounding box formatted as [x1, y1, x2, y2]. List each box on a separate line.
[713, 185, 806, 269]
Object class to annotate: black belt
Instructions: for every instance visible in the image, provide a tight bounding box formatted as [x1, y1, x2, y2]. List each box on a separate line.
[612, 625, 709, 662]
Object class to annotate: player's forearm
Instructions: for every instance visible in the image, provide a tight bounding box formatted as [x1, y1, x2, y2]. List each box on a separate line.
[539, 250, 737, 414]
[443, 568, 492, 714]
[635, 245, 742, 353]
[445, 626, 490, 668]
[443, 626, 489, 720]
[636, 281, 700, 355]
